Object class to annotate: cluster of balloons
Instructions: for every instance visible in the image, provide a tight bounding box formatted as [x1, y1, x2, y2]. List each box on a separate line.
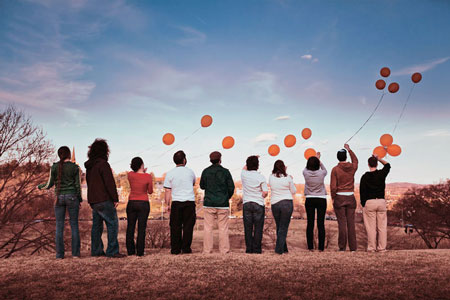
[268, 128, 315, 159]
[376, 67, 400, 93]
[373, 133, 402, 158]
[162, 115, 214, 146]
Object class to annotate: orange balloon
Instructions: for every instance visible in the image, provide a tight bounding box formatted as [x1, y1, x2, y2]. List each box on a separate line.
[162, 133, 175, 145]
[284, 134, 296, 148]
[222, 136, 235, 149]
[380, 67, 391, 77]
[388, 82, 400, 93]
[268, 144, 280, 156]
[411, 72, 422, 83]
[373, 146, 387, 159]
[387, 144, 401, 156]
[301, 128, 312, 140]
[380, 134, 393, 147]
[304, 148, 316, 160]
[375, 79, 386, 90]
[201, 115, 213, 127]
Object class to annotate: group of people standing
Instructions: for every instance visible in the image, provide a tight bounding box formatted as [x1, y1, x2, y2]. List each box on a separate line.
[38, 138, 391, 259]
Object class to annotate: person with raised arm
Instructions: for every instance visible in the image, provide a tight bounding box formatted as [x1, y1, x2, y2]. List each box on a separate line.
[126, 157, 153, 256]
[303, 152, 328, 252]
[38, 146, 82, 259]
[164, 150, 196, 255]
[360, 155, 391, 252]
[269, 160, 296, 254]
[200, 151, 235, 254]
[241, 155, 268, 254]
[330, 144, 358, 252]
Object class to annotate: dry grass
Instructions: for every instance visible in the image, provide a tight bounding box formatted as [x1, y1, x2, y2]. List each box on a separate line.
[0, 250, 449, 300]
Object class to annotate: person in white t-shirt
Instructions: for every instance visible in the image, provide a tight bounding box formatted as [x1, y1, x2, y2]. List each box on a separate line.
[269, 160, 296, 254]
[163, 150, 196, 255]
[241, 155, 268, 254]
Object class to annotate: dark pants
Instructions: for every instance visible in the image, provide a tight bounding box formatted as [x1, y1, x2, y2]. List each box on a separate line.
[305, 197, 327, 251]
[170, 201, 196, 254]
[333, 194, 357, 251]
[126, 201, 150, 256]
[243, 202, 265, 254]
[54, 194, 80, 258]
[90, 201, 120, 257]
[271, 200, 293, 254]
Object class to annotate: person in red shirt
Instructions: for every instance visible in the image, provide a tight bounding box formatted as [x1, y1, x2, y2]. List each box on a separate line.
[126, 157, 153, 256]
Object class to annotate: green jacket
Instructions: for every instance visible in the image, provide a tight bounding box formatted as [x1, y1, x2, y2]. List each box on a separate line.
[200, 164, 235, 208]
[38, 162, 82, 202]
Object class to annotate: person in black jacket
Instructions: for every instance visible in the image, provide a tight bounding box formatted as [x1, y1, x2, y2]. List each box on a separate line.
[360, 155, 391, 252]
[84, 139, 125, 258]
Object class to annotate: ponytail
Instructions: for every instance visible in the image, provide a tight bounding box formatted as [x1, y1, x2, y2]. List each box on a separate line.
[57, 146, 71, 194]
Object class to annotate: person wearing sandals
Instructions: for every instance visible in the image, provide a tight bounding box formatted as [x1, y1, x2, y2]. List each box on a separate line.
[126, 157, 153, 256]
[269, 160, 296, 254]
[38, 146, 82, 259]
[303, 152, 327, 252]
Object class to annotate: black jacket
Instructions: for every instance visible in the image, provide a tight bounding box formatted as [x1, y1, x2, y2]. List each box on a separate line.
[84, 158, 118, 204]
[359, 163, 391, 207]
[200, 164, 235, 208]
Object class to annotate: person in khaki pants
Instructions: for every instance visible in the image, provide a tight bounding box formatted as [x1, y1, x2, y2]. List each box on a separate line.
[200, 152, 235, 254]
[360, 155, 391, 252]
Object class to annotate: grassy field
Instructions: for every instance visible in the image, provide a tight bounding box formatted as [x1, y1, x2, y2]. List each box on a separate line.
[1, 249, 449, 299]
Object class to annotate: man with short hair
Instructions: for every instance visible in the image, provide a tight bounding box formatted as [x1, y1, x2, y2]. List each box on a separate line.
[164, 151, 196, 255]
[330, 144, 358, 251]
[241, 155, 268, 254]
[200, 151, 235, 254]
[360, 155, 391, 252]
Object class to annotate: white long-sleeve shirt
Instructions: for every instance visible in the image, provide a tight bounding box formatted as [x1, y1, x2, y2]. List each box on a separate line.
[269, 174, 297, 205]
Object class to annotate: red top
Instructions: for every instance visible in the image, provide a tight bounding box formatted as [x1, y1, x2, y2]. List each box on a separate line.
[128, 172, 153, 201]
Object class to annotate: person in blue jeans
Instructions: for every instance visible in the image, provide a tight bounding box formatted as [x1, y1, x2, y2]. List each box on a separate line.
[38, 146, 82, 259]
[84, 139, 125, 258]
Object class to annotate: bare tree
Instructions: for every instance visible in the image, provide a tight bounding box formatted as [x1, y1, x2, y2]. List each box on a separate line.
[0, 105, 55, 258]
[393, 180, 450, 249]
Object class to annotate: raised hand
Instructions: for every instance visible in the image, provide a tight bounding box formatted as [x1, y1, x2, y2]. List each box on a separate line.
[316, 152, 321, 159]
[344, 144, 350, 151]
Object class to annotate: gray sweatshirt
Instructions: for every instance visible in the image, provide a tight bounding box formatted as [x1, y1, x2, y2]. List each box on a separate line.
[303, 163, 327, 197]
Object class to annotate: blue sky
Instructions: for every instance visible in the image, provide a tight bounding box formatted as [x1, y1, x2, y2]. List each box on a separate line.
[0, 0, 449, 184]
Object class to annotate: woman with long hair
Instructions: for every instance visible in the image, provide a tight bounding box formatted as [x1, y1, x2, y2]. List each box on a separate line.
[269, 160, 296, 254]
[126, 157, 153, 256]
[38, 146, 82, 259]
[302, 153, 327, 251]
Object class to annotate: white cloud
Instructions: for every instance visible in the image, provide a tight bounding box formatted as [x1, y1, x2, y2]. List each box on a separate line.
[176, 26, 207, 45]
[253, 133, 278, 143]
[275, 115, 290, 121]
[424, 129, 450, 137]
[392, 57, 450, 76]
[301, 54, 312, 60]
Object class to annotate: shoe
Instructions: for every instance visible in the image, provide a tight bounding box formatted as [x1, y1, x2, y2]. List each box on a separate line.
[92, 252, 106, 257]
[339, 248, 345, 252]
[181, 250, 192, 254]
[109, 253, 126, 258]
[56, 257, 64, 260]
[72, 256, 81, 259]
[308, 249, 314, 252]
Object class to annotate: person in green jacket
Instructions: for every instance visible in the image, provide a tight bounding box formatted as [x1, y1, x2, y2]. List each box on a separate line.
[200, 151, 235, 254]
[38, 146, 82, 259]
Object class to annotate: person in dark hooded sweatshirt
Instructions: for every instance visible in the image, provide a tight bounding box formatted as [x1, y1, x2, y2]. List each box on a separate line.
[330, 144, 358, 252]
[84, 139, 125, 258]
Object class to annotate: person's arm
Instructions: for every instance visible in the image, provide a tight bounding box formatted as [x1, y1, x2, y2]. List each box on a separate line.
[38, 165, 56, 190]
[345, 144, 358, 172]
[164, 188, 172, 212]
[199, 170, 206, 190]
[359, 175, 367, 207]
[226, 170, 235, 199]
[74, 166, 82, 202]
[101, 162, 119, 203]
[330, 168, 337, 200]
[261, 178, 269, 198]
[288, 176, 297, 195]
[147, 174, 153, 195]
[320, 162, 327, 176]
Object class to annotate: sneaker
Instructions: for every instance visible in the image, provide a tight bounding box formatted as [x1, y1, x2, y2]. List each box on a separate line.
[73, 256, 81, 259]
[109, 253, 126, 258]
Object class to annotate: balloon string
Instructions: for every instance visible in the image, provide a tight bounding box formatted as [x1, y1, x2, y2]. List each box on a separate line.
[110, 145, 157, 165]
[393, 84, 415, 133]
[345, 92, 386, 144]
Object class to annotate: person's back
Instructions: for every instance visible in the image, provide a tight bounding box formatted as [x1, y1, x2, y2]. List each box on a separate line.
[303, 166, 327, 197]
[241, 169, 267, 205]
[165, 166, 196, 201]
[128, 172, 153, 201]
[84, 157, 118, 204]
[269, 174, 296, 204]
[40, 161, 82, 197]
[360, 163, 391, 206]
[201, 164, 234, 208]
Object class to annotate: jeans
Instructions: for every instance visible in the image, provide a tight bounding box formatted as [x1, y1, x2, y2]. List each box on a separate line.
[54, 194, 80, 258]
[305, 197, 327, 251]
[271, 200, 293, 254]
[243, 202, 265, 253]
[333, 194, 357, 251]
[90, 201, 120, 257]
[170, 201, 196, 254]
[126, 201, 150, 256]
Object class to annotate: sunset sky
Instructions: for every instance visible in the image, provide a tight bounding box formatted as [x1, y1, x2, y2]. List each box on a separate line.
[1, 0, 449, 184]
